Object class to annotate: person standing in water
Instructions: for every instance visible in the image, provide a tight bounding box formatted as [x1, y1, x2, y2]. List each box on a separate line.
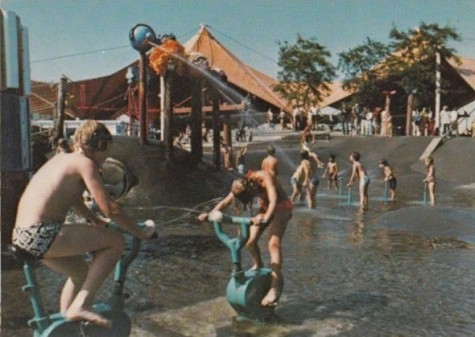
[322, 154, 339, 190]
[198, 170, 292, 307]
[423, 156, 436, 206]
[290, 150, 311, 206]
[290, 149, 322, 209]
[379, 159, 397, 201]
[347, 151, 370, 210]
[261, 145, 279, 176]
[12, 120, 155, 328]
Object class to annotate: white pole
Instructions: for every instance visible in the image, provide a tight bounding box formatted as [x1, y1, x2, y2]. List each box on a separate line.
[435, 51, 441, 131]
[160, 75, 165, 141]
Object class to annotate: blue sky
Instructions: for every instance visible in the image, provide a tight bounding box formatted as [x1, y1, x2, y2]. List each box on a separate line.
[2, 0, 475, 82]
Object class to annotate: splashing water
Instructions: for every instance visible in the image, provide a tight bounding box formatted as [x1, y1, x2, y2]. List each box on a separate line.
[147, 40, 247, 104]
[127, 198, 223, 226]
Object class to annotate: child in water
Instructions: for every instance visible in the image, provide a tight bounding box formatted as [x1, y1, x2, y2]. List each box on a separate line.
[198, 170, 292, 307]
[290, 151, 312, 207]
[322, 154, 339, 190]
[347, 151, 370, 210]
[423, 156, 436, 206]
[379, 159, 397, 201]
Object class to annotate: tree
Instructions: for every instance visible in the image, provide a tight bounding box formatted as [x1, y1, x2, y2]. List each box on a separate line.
[338, 22, 460, 135]
[274, 34, 336, 110]
[338, 38, 391, 108]
[386, 22, 460, 135]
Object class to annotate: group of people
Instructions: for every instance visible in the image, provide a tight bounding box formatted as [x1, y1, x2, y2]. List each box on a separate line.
[12, 118, 439, 329]
[411, 107, 436, 136]
[339, 103, 393, 137]
[291, 105, 320, 131]
[439, 105, 459, 136]
[221, 144, 249, 172]
[291, 148, 437, 210]
[291, 148, 374, 211]
[200, 140, 439, 310]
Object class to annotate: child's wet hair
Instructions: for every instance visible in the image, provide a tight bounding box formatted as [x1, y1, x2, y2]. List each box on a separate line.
[267, 145, 275, 155]
[351, 151, 360, 161]
[425, 156, 434, 166]
[73, 120, 112, 153]
[231, 177, 256, 206]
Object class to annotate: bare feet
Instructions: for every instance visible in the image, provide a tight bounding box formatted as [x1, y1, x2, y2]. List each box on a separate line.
[65, 308, 112, 328]
[261, 288, 279, 307]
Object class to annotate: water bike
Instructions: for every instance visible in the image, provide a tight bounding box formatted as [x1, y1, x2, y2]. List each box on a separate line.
[207, 211, 275, 321]
[8, 220, 156, 337]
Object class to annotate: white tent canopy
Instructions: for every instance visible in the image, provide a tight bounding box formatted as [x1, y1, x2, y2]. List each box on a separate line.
[320, 106, 342, 116]
[456, 100, 475, 135]
[320, 106, 342, 121]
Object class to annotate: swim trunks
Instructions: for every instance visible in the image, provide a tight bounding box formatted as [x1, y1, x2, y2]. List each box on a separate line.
[290, 177, 298, 186]
[12, 222, 62, 260]
[275, 198, 293, 212]
[360, 175, 370, 187]
[388, 177, 397, 190]
[311, 176, 319, 186]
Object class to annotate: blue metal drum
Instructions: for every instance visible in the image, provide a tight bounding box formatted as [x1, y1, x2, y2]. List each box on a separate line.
[210, 213, 276, 321]
[226, 268, 275, 321]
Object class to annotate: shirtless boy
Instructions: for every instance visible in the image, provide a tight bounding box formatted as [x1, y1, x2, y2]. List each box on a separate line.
[347, 151, 370, 210]
[291, 151, 311, 206]
[306, 148, 324, 208]
[261, 145, 279, 176]
[379, 159, 397, 201]
[198, 170, 292, 307]
[291, 149, 322, 208]
[12, 120, 155, 328]
[322, 154, 339, 190]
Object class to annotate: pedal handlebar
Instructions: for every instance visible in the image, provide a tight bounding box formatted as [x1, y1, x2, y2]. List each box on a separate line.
[107, 220, 157, 239]
[208, 211, 252, 226]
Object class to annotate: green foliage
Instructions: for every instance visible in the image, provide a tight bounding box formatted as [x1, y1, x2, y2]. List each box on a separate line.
[338, 38, 390, 85]
[386, 22, 460, 107]
[274, 34, 336, 110]
[337, 22, 460, 110]
[338, 38, 391, 107]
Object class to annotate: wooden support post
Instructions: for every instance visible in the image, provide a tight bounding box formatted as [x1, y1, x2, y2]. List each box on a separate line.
[406, 92, 414, 136]
[190, 79, 203, 161]
[138, 52, 148, 145]
[164, 71, 174, 163]
[212, 96, 221, 169]
[52, 76, 67, 149]
[223, 111, 231, 147]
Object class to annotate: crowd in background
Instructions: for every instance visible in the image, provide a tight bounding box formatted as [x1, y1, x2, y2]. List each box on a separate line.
[338, 103, 393, 137]
[288, 103, 395, 137]
[172, 102, 468, 171]
[287, 103, 463, 137]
